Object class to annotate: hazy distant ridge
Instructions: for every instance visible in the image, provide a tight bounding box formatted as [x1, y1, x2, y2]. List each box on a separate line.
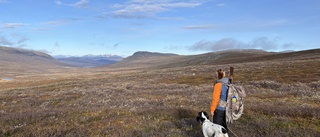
[54, 55, 124, 67]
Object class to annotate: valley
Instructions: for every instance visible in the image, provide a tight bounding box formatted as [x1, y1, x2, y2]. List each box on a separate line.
[0, 46, 319, 136]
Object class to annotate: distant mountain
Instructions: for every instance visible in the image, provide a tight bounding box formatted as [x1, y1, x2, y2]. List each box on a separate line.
[124, 51, 179, 61]
[0, 46, 67, 77]
[109, 51, 181, 69]
[54, 54, 124, 68]
[280, 50, 295, 53]
[108, 49, 320, 69]
[109, 50, 273, 69]
[128, 51, 178, 59]
[0, 46, 53, 60]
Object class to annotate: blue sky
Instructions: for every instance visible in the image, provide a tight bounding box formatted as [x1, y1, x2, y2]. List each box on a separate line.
[0, 0, 319, 57]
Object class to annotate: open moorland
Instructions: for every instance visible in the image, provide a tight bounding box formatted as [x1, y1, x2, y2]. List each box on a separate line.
[0, 48, 320, 137]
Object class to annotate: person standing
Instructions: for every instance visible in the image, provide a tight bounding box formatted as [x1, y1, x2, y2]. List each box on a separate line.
[210, 69, 230, 132]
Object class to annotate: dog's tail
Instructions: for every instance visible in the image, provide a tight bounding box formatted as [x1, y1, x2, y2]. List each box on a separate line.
[222, 127, 227, 134]
[221, 127, 229, 137]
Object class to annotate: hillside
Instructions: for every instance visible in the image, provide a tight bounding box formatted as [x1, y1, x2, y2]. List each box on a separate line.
[109, 51, 182, 69]
[127, 51, 178, 59]
[110, 49, 320, 69]
[0, 46, 68, 78]
[0, 46, 53, 59]
[165, 48, 320, 67]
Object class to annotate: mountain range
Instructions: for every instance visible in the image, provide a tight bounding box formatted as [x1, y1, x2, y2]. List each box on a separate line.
[1, 45, 320, 71]
[108, 48, 320, 69]
[53, 54, 124, 68]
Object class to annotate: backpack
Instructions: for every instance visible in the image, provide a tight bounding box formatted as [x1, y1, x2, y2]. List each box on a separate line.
[225, 83, 246, 125]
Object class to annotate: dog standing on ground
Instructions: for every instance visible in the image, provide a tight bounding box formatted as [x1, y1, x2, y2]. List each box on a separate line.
[196, 111, 229, 137]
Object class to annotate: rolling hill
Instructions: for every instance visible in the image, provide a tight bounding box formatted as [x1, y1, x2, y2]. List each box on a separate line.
[108, 51, 182, 69]
[0, 46, 53, 60]
[0, 46, 68, 78]
[110, 48, 320, 69]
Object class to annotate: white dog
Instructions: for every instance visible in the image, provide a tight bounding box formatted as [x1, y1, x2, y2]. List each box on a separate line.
[196, 111, 229, 137]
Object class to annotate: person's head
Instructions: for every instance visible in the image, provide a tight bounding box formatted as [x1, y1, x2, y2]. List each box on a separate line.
[217, 69, 225, 79]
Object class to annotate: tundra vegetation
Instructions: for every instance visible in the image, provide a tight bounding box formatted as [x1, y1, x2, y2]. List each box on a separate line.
[0, 49, 319, 137]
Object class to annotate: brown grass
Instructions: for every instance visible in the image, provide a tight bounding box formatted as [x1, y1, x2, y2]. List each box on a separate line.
[1, 54, 320, 136]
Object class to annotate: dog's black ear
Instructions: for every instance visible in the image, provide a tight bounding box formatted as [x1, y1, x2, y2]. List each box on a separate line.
[196, 112, 201, 122]
[196, 116, 200, 122]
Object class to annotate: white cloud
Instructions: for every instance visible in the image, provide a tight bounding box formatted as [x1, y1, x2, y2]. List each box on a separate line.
[249, 37, 279, 50]
[190, 38, 244, 51]
[12, 33, 29, 44]
[54, 0, 62, 5]
[113, 4, 166, 15]
[0, 36, 13, 46]
[110, 0, 203, 19]
[183, 24, 215, 30]
[0, 33, 29, 47]
[72, 0, 89, 8]
[189, 37, 292, 51]
[32, 28, 51, 32]
[55, 0, 89, 8]
[41, 18, 83, 25]
[216, 3, 225, 7]
[162, 2, 202, 8]
[1, 23, 27, 29]
[42, 19, 71, 26]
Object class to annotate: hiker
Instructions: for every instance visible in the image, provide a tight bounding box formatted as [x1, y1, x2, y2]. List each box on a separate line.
[210, 69, 231, 132]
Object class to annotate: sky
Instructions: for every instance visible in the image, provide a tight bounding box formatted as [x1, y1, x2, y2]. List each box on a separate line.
[0, 0, 319, 57]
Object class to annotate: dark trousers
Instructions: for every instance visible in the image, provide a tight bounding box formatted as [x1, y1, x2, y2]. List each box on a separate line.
[213, 109, 228, 133]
